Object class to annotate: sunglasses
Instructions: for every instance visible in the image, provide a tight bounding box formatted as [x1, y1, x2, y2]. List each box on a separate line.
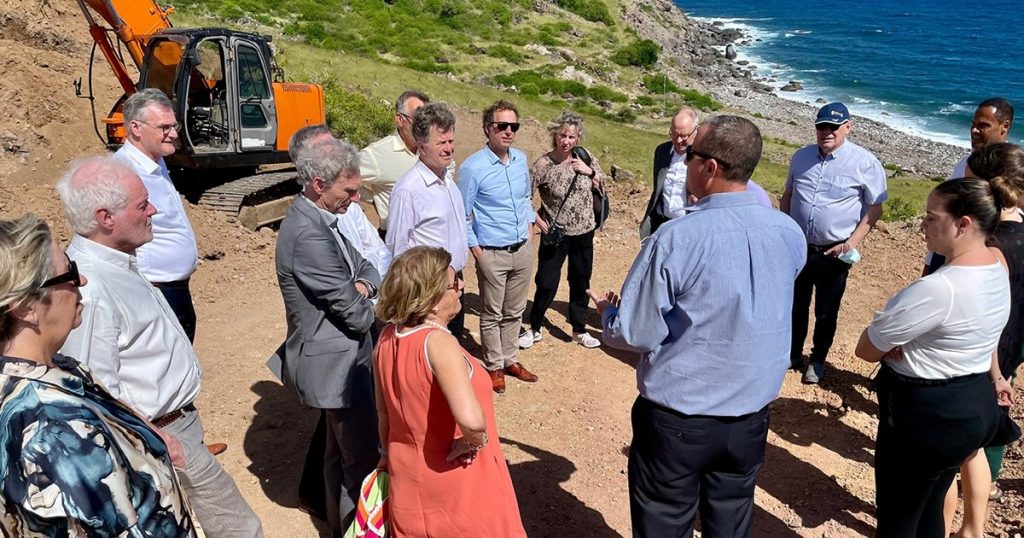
[491, 122, 521, 133]
[684, 145, 732, 169]
[41, 258, 82, 289]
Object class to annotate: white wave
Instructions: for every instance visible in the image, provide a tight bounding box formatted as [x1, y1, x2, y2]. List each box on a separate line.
[785, 29, 813, 38]
[938, 103, 971, 115]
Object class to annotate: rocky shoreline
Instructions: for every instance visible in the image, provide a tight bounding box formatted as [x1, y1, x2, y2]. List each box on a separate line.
[622, 0, 964, 178]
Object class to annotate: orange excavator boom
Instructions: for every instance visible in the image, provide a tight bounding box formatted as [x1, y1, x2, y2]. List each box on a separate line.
[74, 0, 175, 95]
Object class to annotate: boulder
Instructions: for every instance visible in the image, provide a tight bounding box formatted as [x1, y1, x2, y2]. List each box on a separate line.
[611, 165, 636, 182]
[734, 89, 749, 98]
[725, 43, 737, 60]
[780, 80, 803, 92]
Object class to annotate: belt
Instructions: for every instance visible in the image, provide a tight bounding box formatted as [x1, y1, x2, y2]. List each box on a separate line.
[807, 240, 846, 255]
[152, 403, 197, 428]
[152, 277, 191, 289]
[481, 240, 527, 253]
[883, 365, 984, 387]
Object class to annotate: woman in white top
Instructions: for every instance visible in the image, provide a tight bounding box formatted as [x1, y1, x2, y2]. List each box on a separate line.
[855, 177, 1015, 537]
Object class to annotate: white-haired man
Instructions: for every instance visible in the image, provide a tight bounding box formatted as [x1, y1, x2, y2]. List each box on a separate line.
[114, 88, 200, 343]
[57, 156, 263, 537]
[275, 128, 381, 532]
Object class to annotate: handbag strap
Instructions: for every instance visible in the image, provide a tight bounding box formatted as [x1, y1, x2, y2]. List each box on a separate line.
[549, 163, 582, 226]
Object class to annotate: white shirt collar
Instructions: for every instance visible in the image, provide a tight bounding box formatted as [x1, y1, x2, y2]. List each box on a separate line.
[413, 159, 450, 187]
[119, 140, 163, 176]
[70, 234, 138, 272]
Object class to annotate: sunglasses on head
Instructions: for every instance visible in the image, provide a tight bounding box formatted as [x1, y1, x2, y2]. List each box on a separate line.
[491, 122, 521, 133]
[41, 258, 82, 289]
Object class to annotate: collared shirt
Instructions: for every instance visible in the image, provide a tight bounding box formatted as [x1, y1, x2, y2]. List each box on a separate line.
[950, 154, 969, 179]
[114, 141, 198, 282]
[61, 235, 202, 420]
[386, 160, 469, 271]
[601, 191, 807, 416]
[300, 195, 383, 293]
[785, 140, 888, 244]
[679, 180, 775, 215]
[359, 132, 419, 230]
[337, 202, 392, 277]
[458, 145, 534, 248]
[0, 355, 196, 537]
[661, 150, 688, 218]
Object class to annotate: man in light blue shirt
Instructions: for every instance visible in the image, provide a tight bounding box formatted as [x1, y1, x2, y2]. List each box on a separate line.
[781, 102, 887, 384]
[592, 116, 806, 537]
[459, 100, 538, 393]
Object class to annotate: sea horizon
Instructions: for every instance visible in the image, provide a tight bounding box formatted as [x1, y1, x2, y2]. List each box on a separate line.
[677, 0, 1024, 149]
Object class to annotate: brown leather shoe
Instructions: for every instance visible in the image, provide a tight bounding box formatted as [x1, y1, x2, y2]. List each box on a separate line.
[488, 369, 506, 393]
[504, 362, 538, 382]
[206, 443, 228, 456]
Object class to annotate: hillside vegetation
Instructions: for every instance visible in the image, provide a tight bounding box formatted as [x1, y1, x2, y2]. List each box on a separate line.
[174, 0, 931, 221]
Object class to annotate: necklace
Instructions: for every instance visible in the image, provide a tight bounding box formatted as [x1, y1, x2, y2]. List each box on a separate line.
[420, 319, 450, 333]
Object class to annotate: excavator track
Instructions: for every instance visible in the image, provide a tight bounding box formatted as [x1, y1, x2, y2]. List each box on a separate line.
[197, 169, 300, 229]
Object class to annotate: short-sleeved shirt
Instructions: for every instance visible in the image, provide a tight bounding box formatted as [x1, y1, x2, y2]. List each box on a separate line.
[0, 355, 196, 536]
[785, 140, 888, 245]
[994, 220, 1024, 375]
[867, 263, 1010, 379]
[950, 154, 969, 179]
[359, 132, 419, 230]
[531, 152, 605, 236]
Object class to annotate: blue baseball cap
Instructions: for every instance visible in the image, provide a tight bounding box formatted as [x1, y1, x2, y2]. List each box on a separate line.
[815, 102, 850, 125]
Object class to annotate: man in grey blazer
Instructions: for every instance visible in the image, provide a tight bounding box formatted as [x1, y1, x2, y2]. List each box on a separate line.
[274, 128, 381, 533]
[639, 107, 699, 241]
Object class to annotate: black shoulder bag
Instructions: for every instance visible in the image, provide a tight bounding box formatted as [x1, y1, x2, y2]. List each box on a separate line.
[541, 170, 581, 248]
[572, 146, 610, 230]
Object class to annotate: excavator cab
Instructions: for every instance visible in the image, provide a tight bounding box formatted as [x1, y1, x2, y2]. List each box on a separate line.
[138, 29, 290, 171]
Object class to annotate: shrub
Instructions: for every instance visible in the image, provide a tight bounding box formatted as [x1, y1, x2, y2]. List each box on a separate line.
[554, 0, 614, 25]
[320, 78, 394, 148]
[589, 85, 628, 103]
[634, 95, 655, 106]
[882, 196, 919, 222]
[612, 39, 660, 68]
[642, 73, 681, 94]
[488, 44, 526, 64]
[518, 83, 541, 97]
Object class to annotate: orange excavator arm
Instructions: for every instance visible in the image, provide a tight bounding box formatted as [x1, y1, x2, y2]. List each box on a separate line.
[74, 0, 175, 95]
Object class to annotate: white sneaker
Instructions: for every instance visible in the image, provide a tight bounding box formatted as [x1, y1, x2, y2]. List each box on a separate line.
[573, 332, 601, 349]
[518, 329, 535, 349]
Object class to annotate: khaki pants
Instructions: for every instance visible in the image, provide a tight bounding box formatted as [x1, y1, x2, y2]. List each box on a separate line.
[475, 245, 534, 371]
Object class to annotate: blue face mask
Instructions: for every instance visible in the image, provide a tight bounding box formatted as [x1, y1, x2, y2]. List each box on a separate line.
[838, 247, 861, 265]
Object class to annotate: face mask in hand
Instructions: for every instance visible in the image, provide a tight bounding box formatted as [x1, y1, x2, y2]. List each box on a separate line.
[838, 247, 861, 265]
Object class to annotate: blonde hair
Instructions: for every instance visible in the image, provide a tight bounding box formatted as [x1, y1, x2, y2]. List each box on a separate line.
[548, 111, 585, 146]
[375, 246, 451, 326]
[0, 214, 53, 343]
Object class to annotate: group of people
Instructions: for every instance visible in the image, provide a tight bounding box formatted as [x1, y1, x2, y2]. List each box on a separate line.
[0, 79, 1020, 538]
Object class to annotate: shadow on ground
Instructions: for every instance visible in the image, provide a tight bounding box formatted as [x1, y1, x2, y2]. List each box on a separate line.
[505, 438, 622, 537]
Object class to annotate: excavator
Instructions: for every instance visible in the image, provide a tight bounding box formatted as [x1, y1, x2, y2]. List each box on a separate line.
[74, 0, 326, 229]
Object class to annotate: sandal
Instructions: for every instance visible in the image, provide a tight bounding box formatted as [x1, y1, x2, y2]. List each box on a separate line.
[989, 483, 1003, 501]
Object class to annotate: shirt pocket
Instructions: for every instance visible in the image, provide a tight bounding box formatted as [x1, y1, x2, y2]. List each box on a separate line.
[827, 174, 860, 199]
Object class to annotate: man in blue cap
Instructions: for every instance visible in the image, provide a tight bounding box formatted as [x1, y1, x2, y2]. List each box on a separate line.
[781, 102, 887, 384]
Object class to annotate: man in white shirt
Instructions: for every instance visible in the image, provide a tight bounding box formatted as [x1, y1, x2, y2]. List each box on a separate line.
[639, 107, 698, 241]
[386, 102, 469, 336]
[113, 89, 200, 342]
[950, 98, 1014, 178]
[360, 90, 431, 237]
[57, 156, 263, 537]
[291, 125, 392, 278]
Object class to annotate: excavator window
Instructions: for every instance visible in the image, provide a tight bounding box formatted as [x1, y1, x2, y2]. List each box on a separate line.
[142, 39, 185, 102]
[237, 43, 270, 129]
[184, 39, 229, 151]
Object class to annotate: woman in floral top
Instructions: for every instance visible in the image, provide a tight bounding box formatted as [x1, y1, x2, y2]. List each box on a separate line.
[0, 214, 196, 537]
[524, 112, 606, 349]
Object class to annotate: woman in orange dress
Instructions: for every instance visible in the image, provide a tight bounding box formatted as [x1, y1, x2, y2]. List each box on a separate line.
[374, 246, 526, 537]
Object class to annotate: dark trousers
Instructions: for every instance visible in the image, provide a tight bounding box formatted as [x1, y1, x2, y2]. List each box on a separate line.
[874, 367, 1000, 537]
[790, 246, 851, 365]
[447, 270, 465, 338]
[628, 397, 770, 538]
[157, 281, 197, 343]
[319, 405, 379, 532]
[529, 230, 594, 334]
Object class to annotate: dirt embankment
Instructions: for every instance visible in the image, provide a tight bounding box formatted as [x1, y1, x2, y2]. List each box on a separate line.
[1, 1, 1022, 537]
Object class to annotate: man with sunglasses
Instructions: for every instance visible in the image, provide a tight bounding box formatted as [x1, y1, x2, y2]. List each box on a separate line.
[640, 107, 698, 241]
[113, 89, 200, 344]
[360, 90, 431, 238]
[781, 102, 887, 384]
[458, 100, 538, 393]
[57, 156, 264, 537]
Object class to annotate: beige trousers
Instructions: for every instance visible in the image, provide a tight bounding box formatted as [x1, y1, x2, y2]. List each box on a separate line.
[475, 245, 534, 371]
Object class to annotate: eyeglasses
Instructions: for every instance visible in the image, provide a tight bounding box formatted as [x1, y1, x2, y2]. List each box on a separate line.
[397, 112, 413, 122]
[671, 124, 699, 140]
[684, 145, 731, 169]
[137, 120, 181, 135]
[41, 259, 82, 289]
[491, 122, 521, 133]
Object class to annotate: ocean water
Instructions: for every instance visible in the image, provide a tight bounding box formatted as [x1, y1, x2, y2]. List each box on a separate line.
[676, 0, 1024, 148]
